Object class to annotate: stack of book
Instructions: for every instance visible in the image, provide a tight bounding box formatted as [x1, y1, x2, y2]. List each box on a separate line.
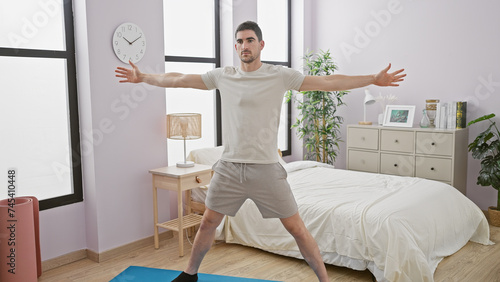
[434, 101, 467, 129]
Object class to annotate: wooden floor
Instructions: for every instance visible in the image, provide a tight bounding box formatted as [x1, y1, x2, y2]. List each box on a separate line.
[39, 225, 500, 282]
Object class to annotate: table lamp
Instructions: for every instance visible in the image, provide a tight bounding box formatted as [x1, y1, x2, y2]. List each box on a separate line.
[166, 113, 201, 167]
[359, 89, 376, 125]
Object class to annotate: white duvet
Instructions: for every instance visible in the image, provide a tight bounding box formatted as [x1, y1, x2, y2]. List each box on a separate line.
[187, 147, 492, 281]
[219, 161, 492, 282]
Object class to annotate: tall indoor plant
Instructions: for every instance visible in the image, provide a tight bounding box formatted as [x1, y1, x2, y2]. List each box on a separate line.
[467, 113, 500, 226]
[286, 50, 348, 165]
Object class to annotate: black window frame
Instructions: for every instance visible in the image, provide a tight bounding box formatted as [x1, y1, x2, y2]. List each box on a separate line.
[0, 0, 82, 210]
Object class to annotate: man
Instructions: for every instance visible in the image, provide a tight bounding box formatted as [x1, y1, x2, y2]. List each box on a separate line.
[115, 21, 405, 282]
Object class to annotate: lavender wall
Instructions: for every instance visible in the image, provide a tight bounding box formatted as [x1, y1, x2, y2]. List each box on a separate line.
[39, 0, 167, 260]
[308, 0, 500, 209]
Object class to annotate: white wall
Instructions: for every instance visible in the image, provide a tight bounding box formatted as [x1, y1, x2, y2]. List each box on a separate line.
[307, 0, 500, 210]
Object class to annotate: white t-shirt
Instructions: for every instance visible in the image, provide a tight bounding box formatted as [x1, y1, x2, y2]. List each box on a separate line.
[201, 63, 305, 163]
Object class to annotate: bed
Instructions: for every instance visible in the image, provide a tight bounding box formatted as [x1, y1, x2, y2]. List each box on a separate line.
[186, 146, 492, 282]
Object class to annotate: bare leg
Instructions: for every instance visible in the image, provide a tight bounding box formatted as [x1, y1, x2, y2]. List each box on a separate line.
[280, 212, 329, 282]
[184, 208, 225, 275]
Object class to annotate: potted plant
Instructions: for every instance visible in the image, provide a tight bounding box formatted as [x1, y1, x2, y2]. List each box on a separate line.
[467, 113, 500, 226]
[286, 50, 348, 165]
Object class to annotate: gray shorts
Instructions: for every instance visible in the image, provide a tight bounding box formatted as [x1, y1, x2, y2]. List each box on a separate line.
[205, 160, 298, 218]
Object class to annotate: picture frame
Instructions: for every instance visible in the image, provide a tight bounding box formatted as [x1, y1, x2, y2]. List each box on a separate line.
[382, 105, 416, 127]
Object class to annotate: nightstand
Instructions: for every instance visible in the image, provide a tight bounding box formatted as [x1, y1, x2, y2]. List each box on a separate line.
[149, 164, 212, 256]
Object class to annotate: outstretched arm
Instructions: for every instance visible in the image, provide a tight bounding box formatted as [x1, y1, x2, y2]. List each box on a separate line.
[299, 63, 405, 92]
[115, 61, 208, 90]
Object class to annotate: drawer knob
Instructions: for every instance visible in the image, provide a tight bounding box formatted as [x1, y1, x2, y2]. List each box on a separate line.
[394, 139, 399, 143]
[394, 164, 398, 167]
[195, 176, 202, 183]
[430, 167, 435, 171]
[431, 142, 436, 146]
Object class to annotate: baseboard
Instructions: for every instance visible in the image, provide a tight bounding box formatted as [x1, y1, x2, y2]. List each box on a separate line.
[41, 230, 173, 272]
[41, 249, 87, 272]
[87, 230, 174, 263]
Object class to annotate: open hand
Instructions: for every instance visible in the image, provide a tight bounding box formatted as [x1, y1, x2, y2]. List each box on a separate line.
[374, 63, 406, 87]
[115, 61, 142, 83]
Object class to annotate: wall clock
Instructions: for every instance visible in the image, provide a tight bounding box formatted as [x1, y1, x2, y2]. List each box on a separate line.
[112, 22, 146, 63]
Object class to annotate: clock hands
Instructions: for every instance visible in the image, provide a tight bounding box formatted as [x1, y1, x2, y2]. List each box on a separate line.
[123, 37, 132, 45]
[122, 35, 142, 46]
[130, 34, 142, 44]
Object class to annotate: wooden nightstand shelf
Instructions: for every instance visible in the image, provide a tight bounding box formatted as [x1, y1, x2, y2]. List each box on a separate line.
[149, 164, 212, 256]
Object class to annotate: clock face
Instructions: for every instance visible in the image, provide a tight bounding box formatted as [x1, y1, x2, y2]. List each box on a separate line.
[112, 23, 146, 63]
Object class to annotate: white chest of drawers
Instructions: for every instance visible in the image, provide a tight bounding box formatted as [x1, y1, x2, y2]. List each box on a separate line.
[346, 125, 469, 194]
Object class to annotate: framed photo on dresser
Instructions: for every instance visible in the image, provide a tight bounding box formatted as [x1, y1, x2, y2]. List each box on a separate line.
[382, 105, 416, 127]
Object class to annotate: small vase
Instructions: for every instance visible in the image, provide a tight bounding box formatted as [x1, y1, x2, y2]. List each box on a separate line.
[420, 109, 430, 128]
[378, 113, 384, 125]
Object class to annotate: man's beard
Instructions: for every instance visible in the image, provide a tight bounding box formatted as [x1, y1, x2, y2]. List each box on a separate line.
[240, 56, 256, 63]
[240, 51, 259, 63]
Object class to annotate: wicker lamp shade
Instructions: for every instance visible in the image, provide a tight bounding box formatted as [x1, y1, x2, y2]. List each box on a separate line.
[166, 113, 201, 140]
[166, 113, 201, 167]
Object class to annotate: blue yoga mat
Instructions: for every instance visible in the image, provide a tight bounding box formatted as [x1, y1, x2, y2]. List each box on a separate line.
[110, 266, 280, 282]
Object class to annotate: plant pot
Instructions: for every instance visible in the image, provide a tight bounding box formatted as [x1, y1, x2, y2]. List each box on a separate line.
[488, 206, 500, 227]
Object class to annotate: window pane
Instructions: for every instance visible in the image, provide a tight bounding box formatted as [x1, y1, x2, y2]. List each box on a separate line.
[164, 0, 215, 58]
[0, 1, 65, 50]
[0, 56, 73, 200]
[257, 0, 288, 62]
[165, 62, 215, 165]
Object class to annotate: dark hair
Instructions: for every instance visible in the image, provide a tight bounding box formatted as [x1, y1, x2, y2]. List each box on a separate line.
[235, 21, 263, 42]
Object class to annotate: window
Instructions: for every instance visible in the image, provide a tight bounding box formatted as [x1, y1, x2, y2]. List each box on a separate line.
[257, 0, 292, 155]
[163, 0, 292, 161]
[163, 0, 220, 165]
[0, 1, 82, 209]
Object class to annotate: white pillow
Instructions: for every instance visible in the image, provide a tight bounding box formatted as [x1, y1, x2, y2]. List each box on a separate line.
[284, 160, 334, 173]
[186, 146, 224, 166]
[187, 146, 287, 166]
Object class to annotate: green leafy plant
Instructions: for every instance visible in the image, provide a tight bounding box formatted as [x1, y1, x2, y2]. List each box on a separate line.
[467, 113, 500, 210]
[286, 50, 348, 164]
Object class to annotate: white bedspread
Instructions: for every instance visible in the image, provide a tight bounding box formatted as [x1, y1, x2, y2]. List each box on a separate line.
[221, 161, 492, 282]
